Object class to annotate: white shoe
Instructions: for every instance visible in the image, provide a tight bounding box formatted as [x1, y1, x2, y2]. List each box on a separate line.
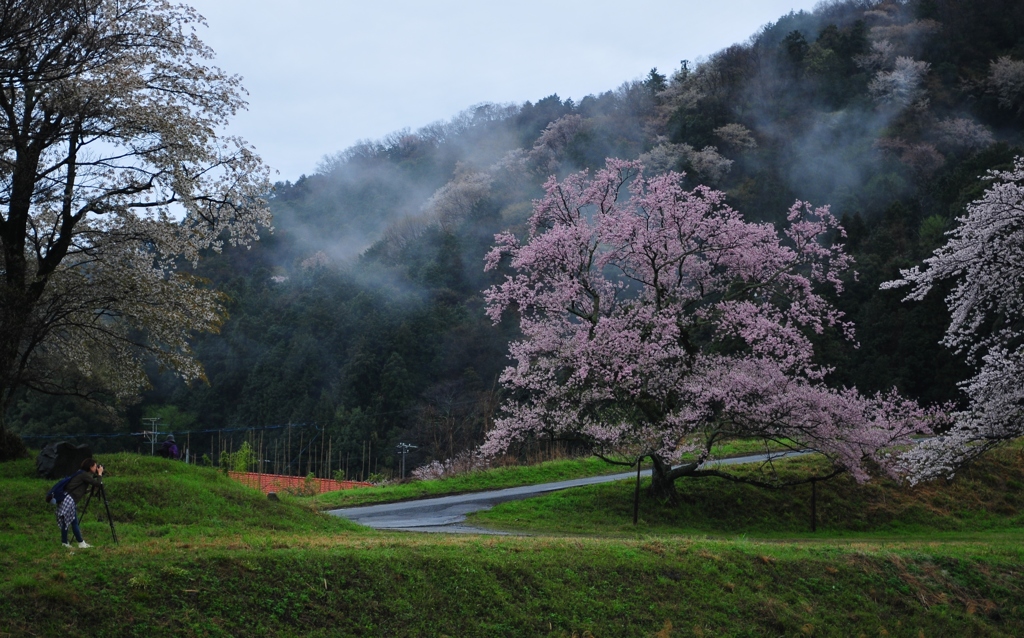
[62, 542, 71, 548]
[78, 541, 91, 548]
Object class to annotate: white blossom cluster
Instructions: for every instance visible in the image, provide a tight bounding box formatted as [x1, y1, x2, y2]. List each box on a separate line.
[868, 56, 930, 108]
[0, 0, 272, 410]
[884, 158, 1024, 482]
[637, 140, 732, 184]
[988, 56, 1024, 115]
[410, 450, 489, 481]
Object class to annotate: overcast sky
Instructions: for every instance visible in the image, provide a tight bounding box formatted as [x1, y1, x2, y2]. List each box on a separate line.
[186, 0, 823, 181]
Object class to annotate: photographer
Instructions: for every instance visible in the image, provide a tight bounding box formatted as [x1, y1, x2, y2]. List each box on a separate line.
[56, 458, 104, 549]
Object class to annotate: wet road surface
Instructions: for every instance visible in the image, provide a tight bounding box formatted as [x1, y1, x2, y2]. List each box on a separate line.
[328, 450, 811, 534]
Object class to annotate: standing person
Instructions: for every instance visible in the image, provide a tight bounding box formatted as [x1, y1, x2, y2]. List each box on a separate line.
[159, 435, 179, 460]
[57, 458, 103, 549]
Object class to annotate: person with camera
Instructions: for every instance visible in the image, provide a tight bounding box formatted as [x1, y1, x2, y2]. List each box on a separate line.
[57, 458, 104, 549]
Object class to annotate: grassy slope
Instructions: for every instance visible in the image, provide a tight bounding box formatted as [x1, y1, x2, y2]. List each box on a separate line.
[309, 456, 624, 509]
[471, 450, 1024, 538]
[1, 453, 1022, 637]
[310, 439, 792, 510]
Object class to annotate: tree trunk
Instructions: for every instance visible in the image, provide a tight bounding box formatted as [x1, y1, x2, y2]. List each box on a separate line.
[0, 404, 28, 462]
[648, 455, 680, 504]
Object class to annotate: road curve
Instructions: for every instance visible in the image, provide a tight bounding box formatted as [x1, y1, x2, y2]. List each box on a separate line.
[328, 450, 811, 533]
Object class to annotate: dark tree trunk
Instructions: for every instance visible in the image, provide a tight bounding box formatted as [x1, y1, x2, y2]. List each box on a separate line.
[0, 409, 28, 462]
[648, 454, 680, 504]
[0, 295, 31, 435]
[0, 137, 48, 455]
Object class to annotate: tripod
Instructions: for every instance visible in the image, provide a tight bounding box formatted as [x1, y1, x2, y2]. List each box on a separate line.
[79, 483, 119, 544]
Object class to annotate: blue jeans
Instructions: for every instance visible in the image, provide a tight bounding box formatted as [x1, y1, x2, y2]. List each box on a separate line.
[61, 518, 83, 544]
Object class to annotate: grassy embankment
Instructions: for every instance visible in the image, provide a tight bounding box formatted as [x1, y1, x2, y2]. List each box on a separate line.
[471, 450, 1024, 539]
[311, 437, 793, 509]
[2, 449, 1023, 637]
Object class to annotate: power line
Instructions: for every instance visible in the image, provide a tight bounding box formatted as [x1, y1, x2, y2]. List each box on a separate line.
[16, 394, 491, 440]
[18, 421, 319, 440]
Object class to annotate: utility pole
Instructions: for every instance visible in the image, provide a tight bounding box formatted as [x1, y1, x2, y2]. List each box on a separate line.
[141, 418, 162, 456]
[396, 442, 417, 479]
[633, 455, 643, 526]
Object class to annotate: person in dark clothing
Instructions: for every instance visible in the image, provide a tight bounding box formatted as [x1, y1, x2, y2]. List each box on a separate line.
[158, 435, 179, 460]
[57, 458, 103, 548]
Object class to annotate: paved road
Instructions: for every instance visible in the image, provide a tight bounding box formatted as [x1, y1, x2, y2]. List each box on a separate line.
[328, 450, 811, 533]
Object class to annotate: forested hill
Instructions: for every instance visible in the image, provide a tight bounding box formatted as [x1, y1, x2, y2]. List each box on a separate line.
[12, 0, 1024, 474]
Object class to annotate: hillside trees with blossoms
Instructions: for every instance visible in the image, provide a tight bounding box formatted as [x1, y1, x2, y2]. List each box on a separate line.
[481, 159, 934, 500]
[884, 157, 1024, 482]
[0, 0, 272, 459]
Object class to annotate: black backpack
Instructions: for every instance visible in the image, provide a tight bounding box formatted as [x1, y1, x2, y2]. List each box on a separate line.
[46, 470, 82, 505]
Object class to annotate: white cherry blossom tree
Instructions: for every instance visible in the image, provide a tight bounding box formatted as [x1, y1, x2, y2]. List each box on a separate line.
[988, 56, 1024, 115]
[884, 158, 1024, 482]
[868, 56, 930, 108]
[0, 0, 272, 456]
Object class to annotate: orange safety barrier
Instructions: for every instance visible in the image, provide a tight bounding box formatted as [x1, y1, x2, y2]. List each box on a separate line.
[228, 471, 372, 495]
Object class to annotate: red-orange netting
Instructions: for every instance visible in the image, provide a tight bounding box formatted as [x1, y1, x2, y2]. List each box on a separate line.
[228, 472, 372, 495]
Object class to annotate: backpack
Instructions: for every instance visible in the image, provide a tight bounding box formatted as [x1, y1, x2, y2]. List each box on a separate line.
[46, 470, 83, 505]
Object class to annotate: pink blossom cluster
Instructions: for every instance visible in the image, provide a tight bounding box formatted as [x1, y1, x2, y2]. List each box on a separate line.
[482, 159, 933, 483]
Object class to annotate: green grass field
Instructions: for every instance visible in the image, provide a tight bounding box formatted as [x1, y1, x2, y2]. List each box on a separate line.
[2, 449, 1023, 637]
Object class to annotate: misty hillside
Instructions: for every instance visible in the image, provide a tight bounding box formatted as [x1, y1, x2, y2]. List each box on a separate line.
[12, 0, 1024, 476]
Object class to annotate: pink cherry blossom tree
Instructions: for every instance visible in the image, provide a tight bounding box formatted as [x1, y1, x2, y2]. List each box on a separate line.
[883, 157, 1024, 483]
[483, 159, 931, 499]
